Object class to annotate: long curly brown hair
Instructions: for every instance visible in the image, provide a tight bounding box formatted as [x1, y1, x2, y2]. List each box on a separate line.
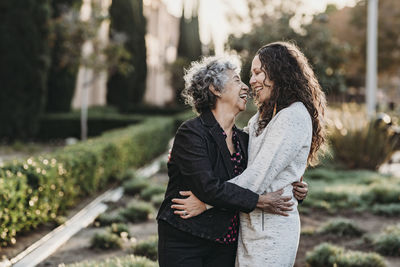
[254, 41, 326, 166]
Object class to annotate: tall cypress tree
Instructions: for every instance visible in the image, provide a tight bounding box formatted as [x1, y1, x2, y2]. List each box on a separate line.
[45, 0, 83, 113]
[172, 4, 202, 105]
[0, 0, 52, 139]
[107, 0, 147, 111]
[177, 6, 202, 61]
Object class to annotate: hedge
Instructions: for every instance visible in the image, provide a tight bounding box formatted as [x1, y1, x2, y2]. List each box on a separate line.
[38, 113, 144, 139]
[0, 116, 175, 247]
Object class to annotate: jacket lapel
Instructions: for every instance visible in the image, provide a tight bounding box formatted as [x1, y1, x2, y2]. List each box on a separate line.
[209, 125, 234, 179]
[200, 110, 234, 179]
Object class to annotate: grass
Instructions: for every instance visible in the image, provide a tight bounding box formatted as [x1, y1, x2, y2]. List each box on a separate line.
[373, 224, 400, 256]
[90, 231, 122, 250]
[300, 165, 400, 213]
[108, 223, 130, 238]
[306, 243, 386, 267]
[140, 185, 166, 201]
[119, 201, 155, 223]
[123, 178, 150, 196]
[61, 255, 157, 267]
[94, 213, 126, 227]
[132, 236, 158, 261]
[318, 218, 365, 237]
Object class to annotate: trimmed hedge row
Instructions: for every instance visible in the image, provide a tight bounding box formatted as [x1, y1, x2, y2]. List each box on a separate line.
[38, 113, 144, 139]
[0, 116, 176, 247]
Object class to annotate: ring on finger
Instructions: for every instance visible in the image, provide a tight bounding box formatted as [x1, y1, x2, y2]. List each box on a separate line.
[182, 211, 188, 216]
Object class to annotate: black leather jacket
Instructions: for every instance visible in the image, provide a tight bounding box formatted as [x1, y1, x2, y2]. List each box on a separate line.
[157, 109, 259, 240]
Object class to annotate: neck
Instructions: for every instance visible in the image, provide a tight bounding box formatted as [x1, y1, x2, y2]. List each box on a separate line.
[211, 104, 237, 132]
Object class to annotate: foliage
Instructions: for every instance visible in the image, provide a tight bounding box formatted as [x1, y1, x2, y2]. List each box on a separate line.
[301, 165, 399, 214]
[95, 213, 126, 227]
[328, 106, 400, 170]
[0, 116, 175, 246]
[61, 255, 157, 267]
[38, 112, 143, 139]
[168, 57, 191, 106]
[90, 231, 122, 249]
[373, 224, 400, 256]
[371, 203, 400, 217]
[107, 0, 147, 110]
[349, 0, 400, 76]
[169, 3, 202, 105]
[132, 236, 158, 261]
[318, 218, 364, 237]
[108, 223, 130, 238]
[306, 243, 386, 267]
[140, 185, 166, 201]
[119, 201, 155, 223]
[123, 178, 150, 196]
[0, 0, 52, 139]
[227, 4, 348, 95]
[177, 5, 202, 62]
[46, 0, 83, 113]
[151, 193, 165, 208]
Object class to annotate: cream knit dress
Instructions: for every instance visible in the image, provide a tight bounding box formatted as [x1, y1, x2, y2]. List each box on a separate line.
[228, 102, 312, 267]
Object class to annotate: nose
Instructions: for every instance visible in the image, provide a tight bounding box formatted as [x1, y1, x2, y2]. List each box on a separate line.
[249, 74, 256, 85]
[241, 82, 249, 91]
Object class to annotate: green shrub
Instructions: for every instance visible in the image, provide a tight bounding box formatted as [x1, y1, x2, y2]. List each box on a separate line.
[306, 243, 386, 267]
[119, 201, 155, 223]
[373, 225, 400, 256]
[122, 169, 138, 181]
[132, 236, 158, 261]
[90, 231, 122, 250]
[38, 112, 143, 139]
[151, 193, 165, 208]
[108, 223, 130, 238]
[0, 116, 175, 246]
[371, 203, 400, 216]
[140, 185, 166, 201]
[329, 112, 400, 170]
[123, 178, 150, 196]
[318, 218, 365, 237]
[360, 184, 400, 205]
[62, 255, 157, 267]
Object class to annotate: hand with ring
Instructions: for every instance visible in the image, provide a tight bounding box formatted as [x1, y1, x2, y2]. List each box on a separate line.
[171, 191, 207, 219]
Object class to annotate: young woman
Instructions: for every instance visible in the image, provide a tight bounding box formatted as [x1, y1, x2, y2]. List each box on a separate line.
[157, 54, 308, 267]
[172, 42, 326, 266]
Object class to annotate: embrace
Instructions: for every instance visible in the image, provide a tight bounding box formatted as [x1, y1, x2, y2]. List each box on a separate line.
[157, 42, 326, 267]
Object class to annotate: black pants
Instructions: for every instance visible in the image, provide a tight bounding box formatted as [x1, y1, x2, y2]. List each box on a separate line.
[158, 220, 237, 267]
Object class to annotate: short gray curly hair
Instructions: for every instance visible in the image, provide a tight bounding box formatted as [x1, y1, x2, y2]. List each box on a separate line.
[181, 55, 241, 114]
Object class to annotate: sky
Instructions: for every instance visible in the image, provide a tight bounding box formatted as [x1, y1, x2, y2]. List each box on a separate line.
[162, 0, 359, 54]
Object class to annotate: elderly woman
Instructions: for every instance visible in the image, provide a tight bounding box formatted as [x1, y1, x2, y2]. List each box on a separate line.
[157, 55, 308, 267]
[171, 42, 326, 266]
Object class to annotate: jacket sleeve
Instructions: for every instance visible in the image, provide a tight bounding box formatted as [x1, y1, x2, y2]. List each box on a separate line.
[228, 106, 312, 194]
[171, 123, 258, 213]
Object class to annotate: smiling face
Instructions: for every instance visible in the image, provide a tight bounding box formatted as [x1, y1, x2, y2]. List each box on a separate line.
[250, 55, 273, 105]
[217, 69, 249, 113]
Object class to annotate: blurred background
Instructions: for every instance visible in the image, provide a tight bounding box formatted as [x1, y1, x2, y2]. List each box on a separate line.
[0, 0, 400, 266]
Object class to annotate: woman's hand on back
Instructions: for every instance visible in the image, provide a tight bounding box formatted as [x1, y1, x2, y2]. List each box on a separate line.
[171, 191, 207, 219]
[292, 176, 308, 201]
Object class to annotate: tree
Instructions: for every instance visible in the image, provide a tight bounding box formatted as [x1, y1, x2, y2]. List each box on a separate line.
[177, 6, 202, 61]
[107, 0, 147, 111]
[170, 3, 202, 105]
[227, 3, 348, 95]
[0, 0, 52, 139]
[45, 0, 84, 113]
